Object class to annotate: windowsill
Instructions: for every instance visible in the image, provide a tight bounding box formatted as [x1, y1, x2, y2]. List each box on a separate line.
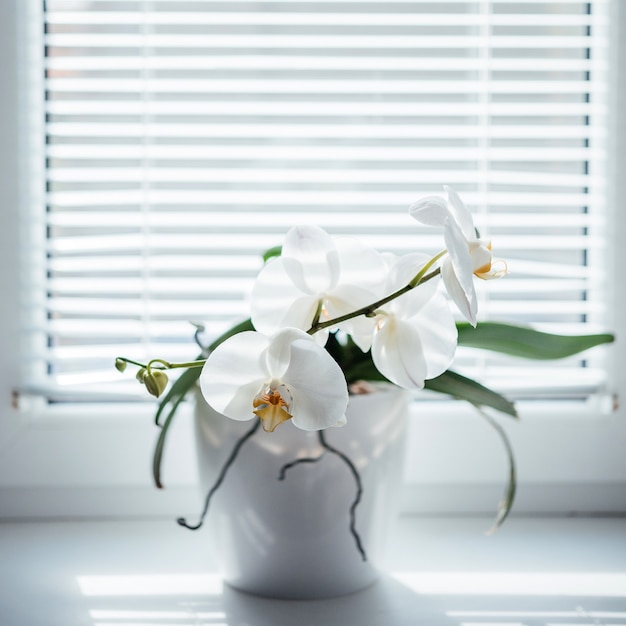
[1, 395, 625, 516]
[2, 515, 625, 625]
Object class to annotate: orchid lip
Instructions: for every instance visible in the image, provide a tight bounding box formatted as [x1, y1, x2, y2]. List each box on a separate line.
[252, 383, 294, 432]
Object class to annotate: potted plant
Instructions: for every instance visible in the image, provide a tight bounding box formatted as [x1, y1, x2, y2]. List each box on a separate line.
[116, 187, 613, 599]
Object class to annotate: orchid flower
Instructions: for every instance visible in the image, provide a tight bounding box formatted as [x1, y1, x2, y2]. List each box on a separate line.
[199, 327, 349, 432]
[251, 225, 387, 344]
[409, 186, 506, 326]
[351, 253, 458, 390]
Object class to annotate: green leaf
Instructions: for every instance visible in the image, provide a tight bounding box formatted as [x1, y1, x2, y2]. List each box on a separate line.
[207, 317, 255, 352]
[425, 370, 518, 418]
[262, 245, 282, 263]
[153, 388, 191, 489]
[457, 322, 614, 360]
[342, 355, 389, 386]
[154, 364, 202, 426]
[152, 317, 255, 483]
[476, 407, 517, 534]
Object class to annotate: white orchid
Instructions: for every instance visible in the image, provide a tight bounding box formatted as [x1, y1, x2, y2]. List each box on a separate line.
[409, 186, 505, 326]
[251, 225, 387, 345]
[116, 184, 593, 538]
[199, 327, 349, 432]
[350, 253, 457, 389]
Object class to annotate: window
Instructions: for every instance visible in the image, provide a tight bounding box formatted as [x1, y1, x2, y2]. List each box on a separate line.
[1, 0, 624, 516]
[35, 0, 612, 403]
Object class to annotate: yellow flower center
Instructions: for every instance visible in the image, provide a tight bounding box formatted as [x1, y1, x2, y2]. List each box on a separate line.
[253, 387, 293, 432]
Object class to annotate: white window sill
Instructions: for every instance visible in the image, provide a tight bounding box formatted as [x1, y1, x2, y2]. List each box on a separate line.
[1, 515, 625, 625]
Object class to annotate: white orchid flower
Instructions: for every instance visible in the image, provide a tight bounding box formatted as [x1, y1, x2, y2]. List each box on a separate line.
[251, 225, 387, 344]
[351, 253, 458, 390]
[199, 327, 349, 432]
[409, 186, 505, 326]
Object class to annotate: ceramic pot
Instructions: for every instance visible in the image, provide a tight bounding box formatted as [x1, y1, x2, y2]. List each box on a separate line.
[194, 384, 409, 600]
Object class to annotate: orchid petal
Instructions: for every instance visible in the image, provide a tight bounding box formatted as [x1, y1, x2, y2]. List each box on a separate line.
[408, 195, 451, 227]
[348, 328, 375, 353]
[324, 284, 378, 342]
[442, 258, 477, 327]
[282, 225, 339, 294]
[251, 258, 320, 335]
[334, 236, 388, 294]
[265, 327, 313, 379]
[444, 185, 476, 240]
[282, 338, 349, 430]
[372, 317, 428, 390]
[444, 217, 476, 300]
[384, 252, 438, 318]
[470, 240, 493, 274]
[224, 380, 269, 422]
[200, 331, 268, 420]
[411, 292, 458, 378]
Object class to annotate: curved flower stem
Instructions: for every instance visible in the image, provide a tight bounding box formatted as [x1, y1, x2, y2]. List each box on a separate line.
[277, 453, 326, 481]
[147, 358, 206, 372]
[115, 356, 207, 372]
[408, 249, 447, 288]
[310, 298, 324, 328]
[177, 420, 261, 531]
[318, 430, 367, 562]
[115, 356, 149, 369]
[308, 262, 443, 336]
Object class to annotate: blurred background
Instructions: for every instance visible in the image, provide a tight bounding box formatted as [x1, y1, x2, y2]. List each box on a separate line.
[0, 0, 624, 521]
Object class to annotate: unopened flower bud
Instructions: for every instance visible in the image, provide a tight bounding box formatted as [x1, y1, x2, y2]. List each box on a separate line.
[143, 370, 169, 398]
[115, 358, 127, 373]
[136, 367, 147, 383]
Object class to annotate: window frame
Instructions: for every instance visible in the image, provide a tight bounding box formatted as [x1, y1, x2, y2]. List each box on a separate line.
[0, 0, 624, 518]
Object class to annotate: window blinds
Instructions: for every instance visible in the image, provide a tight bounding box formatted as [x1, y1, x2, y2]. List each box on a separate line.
[32, 0, 610, 401]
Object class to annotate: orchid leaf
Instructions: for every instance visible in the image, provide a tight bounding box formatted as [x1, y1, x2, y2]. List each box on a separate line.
[153, 387, 191, 489]
[342, 355, 387, 386]
[262, 245, 282, 263]
[152, 317, 255, 485]
[424, 370, 518, 418]
[154, 363, 202, 427]
[343, 346, 517, 418]
[207, 317, 255, 352]
[155, 319, 253, 426]
[477, 407, 517, 534]
[457, 322, 614, 360]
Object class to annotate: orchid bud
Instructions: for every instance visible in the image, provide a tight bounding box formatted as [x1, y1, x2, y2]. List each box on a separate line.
[115, 358, 127, 373]
[143, 370, 169, 398]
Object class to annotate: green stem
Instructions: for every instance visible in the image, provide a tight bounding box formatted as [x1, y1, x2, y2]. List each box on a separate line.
[307, 261, 444, 335]
[147, 358, 206, 372]
[116, 357, 148, 369]
[310, 298, 324, 328]
[409, 249, 447, 288]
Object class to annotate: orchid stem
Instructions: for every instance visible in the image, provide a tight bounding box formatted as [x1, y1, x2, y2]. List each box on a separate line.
[116, 357, 147, 369]
[177, 420, 261, 531]
[147, 358, 206, 371]
[308, 264, 443, 335]
[318, 430, 367, 562]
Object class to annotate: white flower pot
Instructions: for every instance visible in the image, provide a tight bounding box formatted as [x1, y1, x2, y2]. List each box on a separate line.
[193, 384, 409, 600]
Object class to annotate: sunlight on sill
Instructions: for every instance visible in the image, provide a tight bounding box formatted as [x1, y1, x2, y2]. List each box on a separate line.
[78, 574, 223, 596]
[78, 571, 626, 599]
[391, 572, 626, 597]
[448, 611, 626, 620]
[90, 609, 227, 620]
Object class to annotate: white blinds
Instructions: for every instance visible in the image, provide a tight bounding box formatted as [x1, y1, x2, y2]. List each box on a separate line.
[32, 0, 610, 401]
